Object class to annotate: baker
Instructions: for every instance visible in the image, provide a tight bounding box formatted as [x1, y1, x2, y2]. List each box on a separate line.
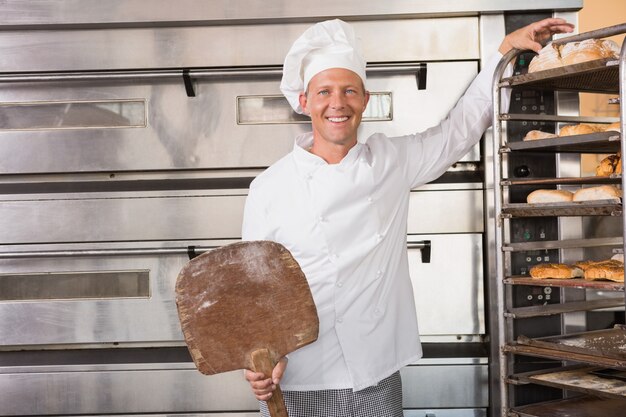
[242, 17, 574, 417]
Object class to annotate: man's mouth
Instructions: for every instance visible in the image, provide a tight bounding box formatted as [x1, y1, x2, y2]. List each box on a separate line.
[327, 116, 349, 123]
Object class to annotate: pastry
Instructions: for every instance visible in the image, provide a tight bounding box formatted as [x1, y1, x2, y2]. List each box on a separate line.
[523, 130, 558, 141]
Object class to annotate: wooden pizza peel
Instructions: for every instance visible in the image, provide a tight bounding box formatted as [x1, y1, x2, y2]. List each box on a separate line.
[175, 240, 319, 417]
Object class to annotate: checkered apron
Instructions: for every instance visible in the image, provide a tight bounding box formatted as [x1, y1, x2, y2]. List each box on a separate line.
[259, 371, 403, 417]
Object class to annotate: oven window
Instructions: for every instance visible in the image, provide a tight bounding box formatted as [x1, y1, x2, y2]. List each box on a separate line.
[0, 99, 146, 130]
[0, 270, 150, 301]
[237, 92, 392, 124]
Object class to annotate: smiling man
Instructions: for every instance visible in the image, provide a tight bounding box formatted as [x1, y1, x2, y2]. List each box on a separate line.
[242, 18, 573, 417]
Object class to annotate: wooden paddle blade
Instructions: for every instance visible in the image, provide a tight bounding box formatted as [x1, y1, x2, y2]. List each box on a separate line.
[175, 240, 319, 375]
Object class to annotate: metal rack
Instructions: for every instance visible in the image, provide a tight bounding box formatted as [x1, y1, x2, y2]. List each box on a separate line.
[491, 23, 626, 417]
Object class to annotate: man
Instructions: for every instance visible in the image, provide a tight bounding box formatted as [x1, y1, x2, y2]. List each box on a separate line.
[242, 18, 574, 417]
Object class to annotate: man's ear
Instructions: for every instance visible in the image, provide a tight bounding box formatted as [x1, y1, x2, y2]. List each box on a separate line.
[298, 92, 309, 115]
[363, 90, 370, 112]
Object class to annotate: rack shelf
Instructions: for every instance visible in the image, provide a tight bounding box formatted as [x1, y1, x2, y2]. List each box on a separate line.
[510, 365, 626, 401]
[491, 22, 626, 417]
[503, 131, 620, 153]
[502, 176, 621, 187]
[504, 276, 624, 291]
[499, 57, 619, 93]
[502, 200, 622, 217]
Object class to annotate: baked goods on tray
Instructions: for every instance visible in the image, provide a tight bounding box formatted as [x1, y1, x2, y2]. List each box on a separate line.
[575, 259, 624, 282]
[523, 130, 558, 141]
[527, 189, 573, 203]
[528, 39, 620, 73]
[572, 185, 621, 202]
[530, 263, 583, 279]
[595, 153, 621, 176]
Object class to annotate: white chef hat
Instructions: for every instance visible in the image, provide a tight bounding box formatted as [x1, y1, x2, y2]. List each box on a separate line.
[280, 19, 367, 114]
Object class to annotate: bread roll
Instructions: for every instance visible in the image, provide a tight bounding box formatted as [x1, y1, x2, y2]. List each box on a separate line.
[595, 154, 620, 176]
[572, 185, 621, 201]
[527, 189, 573, 203]
[530, 263, 583, 279]
[616, 157, 622, 175]
[612, 254, 624, 263]
[523, 130, 558, 141]
[559, 123, 598, 136]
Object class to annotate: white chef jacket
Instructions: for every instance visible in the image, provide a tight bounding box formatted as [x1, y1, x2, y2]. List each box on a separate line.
[242, 53, 503, 391]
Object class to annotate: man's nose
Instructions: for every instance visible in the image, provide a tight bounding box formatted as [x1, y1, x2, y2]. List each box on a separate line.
[330, 93, 346, 109]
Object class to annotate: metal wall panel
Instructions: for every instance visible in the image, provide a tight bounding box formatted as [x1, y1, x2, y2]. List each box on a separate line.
[409, 234, 485, 337]
[0, 19, 479, 72]
[407, 189, 484, 234]
[0, 362, 487, 415]
[0, 0, 582, 27]
[0, 62, 479, 174]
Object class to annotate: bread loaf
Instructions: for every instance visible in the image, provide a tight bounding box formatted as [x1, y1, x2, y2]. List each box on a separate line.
[582, 259, 624, 282]
[528, 39, 621, 73]
[559, 123, 599, 136]
[530, 263, 583, 279]
[523, 130, 558, 141]
[595, 154, 620, 176]
[572, 185, 621, 201]
[527, 189, 573, 203]
[604, 121, 621, 133]
[528, 43, 562, 73]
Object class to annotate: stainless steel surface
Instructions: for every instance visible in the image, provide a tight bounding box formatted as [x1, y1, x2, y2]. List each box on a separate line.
[407, 189, 484, 234]
[0, 361, 487, 416]
[0, 366, 258, 416]
[0, 0, 582, 27]
[404, 411, 486, 417]
[0, 19, 479, 72]
[401, 364, 488, 408]
[0, 61, 480, 174]
[0, 193, 247, 244]
[409, 234, 485, 337]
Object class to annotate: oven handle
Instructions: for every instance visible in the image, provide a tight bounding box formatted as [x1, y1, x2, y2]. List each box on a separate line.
[0, 246, 217, 259]
[407, 240, 431, 263]
[0, 64, 426, 86]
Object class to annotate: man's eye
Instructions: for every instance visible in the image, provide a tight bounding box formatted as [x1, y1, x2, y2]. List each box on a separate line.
[318, 90, 329, 96]
[346, 89, 356, 94]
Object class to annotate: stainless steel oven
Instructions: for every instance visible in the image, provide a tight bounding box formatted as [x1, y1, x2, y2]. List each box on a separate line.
[0, 2, 582, 416]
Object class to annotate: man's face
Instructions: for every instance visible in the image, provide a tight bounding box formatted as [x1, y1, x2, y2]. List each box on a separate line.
[299, 68, 369, 149]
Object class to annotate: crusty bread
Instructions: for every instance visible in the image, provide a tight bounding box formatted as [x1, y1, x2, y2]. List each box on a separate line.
[530, 263, 584, 279]
[582, 259, 624, 282]
[523, 130, 558, 141]
[595, 154, 620, 176]
[527, 189, 574, 204]
[617, 157, 622, 175]
[612, 254, 624, 263]
[559, 123, 599, 136]
[529, 39, 621, 73]
[572, 185, 621, 201]
[529, 42, 562, 73]
[603, 121, 621, 133]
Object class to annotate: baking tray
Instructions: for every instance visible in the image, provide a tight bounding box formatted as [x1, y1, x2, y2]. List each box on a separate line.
[505, 131, 620, 153]
[502, 200, 622, 217]
[500, 57, 619, 94]
[504, 276, 624, 291]
[512, 365, 626, 400]
[509, 395, 626, 417]
[518, 326, 626, 361]
[502, 175, 622, 187]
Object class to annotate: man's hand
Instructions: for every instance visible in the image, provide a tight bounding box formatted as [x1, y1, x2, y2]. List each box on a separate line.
[499, 18, 575, 54]
[244, 356, 288, 401]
